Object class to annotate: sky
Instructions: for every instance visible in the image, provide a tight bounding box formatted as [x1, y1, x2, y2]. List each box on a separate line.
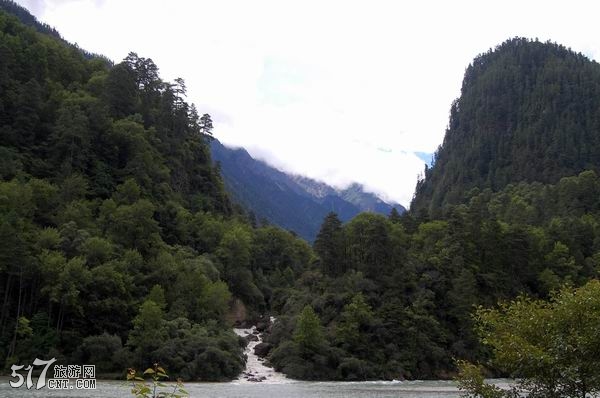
[16, 0, 600, 206]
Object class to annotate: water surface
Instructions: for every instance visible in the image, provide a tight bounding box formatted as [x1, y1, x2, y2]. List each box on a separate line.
[0, 378, 473, 398]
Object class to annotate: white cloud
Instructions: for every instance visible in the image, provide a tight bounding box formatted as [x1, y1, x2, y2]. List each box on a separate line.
[15, 0, 45, 14]
[19, 0, 600, 206]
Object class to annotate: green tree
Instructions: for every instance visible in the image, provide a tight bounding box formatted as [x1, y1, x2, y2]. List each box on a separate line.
[461, 280, 600, 398]
[104, 62, 137, 118]
[345, 213, 392, 277]
[127, 299, 167, 367]
[456, 361, 514, 398]
[147, 285, 167, 311]
[335, 293, 374, 354]
[197, 280, 231, 322]
[52, 99, 91, 173]
[199, 113, 213, 137]
[314, 212, 344, 276]
[107, 199, 162, 254]
[217, 225, 263, 306]
[541, 241, 580, 290]
[293, 305, 325, 355]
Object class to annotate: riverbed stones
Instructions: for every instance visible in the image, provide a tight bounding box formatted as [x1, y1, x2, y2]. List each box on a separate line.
[253, 342, 272, 357]
[244, 333, 259, 343]
[256, 320, 269, 332]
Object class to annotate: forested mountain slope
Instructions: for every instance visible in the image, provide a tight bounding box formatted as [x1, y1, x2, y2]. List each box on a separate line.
[265, 40, 600, 381]
[412, 38, 600, 214]
[0, 2, 313, 381]
[0, 0, 61, 38]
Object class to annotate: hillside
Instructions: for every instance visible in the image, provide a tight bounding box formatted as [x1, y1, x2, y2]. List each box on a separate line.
[265, 40, 600, 380]
[0, 1, 314, 381]
[412, 38, 600, 214]
[211, 140, 405, 241]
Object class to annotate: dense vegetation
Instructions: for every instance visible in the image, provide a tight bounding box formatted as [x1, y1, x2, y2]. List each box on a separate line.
[457, 280, 600, 398]
[0, 3, 313, 381]
[412, 38, 600, 215]
[267, 170, 600, 379]
[3, 1, 600, 384]
[265, 39, 600, 380]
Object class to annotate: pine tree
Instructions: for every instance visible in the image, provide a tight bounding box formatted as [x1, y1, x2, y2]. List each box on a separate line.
[314, 212, 344, 276]
[199, 113, 214, 138]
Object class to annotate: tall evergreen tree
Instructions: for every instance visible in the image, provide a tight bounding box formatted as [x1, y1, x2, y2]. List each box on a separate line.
[314, 212, 344, 276]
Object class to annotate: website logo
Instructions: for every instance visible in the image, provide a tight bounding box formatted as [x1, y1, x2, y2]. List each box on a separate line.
[9, 358, 97, 390]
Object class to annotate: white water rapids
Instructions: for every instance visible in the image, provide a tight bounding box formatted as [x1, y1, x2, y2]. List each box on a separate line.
[233, 325, 289, 384]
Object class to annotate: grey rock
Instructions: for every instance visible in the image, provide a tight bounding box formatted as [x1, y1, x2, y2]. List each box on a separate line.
[253, 342, 272, 357]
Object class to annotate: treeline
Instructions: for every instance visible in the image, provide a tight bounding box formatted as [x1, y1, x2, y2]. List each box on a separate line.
[267, 170, 600, 380]
[0, 6, 313, 381]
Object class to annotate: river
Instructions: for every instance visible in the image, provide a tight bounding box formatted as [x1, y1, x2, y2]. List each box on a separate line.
[0, 325, 512, 397]
[233, 324, 289, 383]
[0, 378, 473, 397]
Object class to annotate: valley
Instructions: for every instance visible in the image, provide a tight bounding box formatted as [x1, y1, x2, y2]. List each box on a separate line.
[1, 1, 600, 397]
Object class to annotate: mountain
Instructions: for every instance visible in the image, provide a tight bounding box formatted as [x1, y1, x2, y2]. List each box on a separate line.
[290, 176, 397, 213]
[0, 2, 318, 382]
[211, 140, 405, 241]
[411, 38, 600, 214]
[0, 0, 61, 37]
[339, 183, 400, 214]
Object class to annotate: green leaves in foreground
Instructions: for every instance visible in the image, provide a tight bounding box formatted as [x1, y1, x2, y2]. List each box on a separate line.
[127, 364, 189, 398]
[457, 280, 600, 398]
[455, 361, 515, 398]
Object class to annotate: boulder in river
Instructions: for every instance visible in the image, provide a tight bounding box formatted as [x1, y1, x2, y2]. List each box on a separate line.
[244, 334, 259, 343]
[238, 319, 254, 328]
[253, 342, 272, 357]
[255, 320, 269, 332]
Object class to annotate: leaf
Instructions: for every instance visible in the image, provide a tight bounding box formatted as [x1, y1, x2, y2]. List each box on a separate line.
[143, 368, 155, 374]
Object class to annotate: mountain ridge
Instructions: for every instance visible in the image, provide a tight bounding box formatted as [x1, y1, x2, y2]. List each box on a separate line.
[211, 140, 405, 241]
[411, 37, 600, 214]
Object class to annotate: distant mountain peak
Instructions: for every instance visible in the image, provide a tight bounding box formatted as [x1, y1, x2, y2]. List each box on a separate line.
[211, 140, 405, 241]
[289, 174, 337, 199]
[338, 183, 402, 214]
